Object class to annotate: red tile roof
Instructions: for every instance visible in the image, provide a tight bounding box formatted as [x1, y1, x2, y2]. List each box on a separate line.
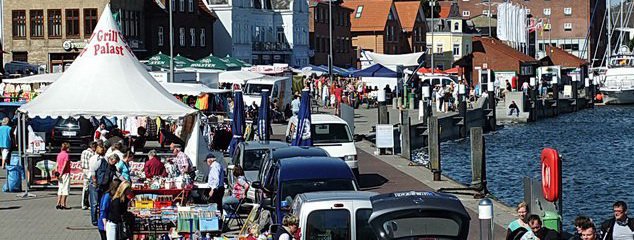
[473, 36, 537, 62]
[394, 1, 422, 31]
[343, 0, 393, 32]
[439, 1, 452, 19]
[544, 45, 589, 68]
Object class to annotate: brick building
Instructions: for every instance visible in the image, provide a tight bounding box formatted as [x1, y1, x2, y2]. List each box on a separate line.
[3, 0, 215, 73]
[308, 0, 355, 67]
[342, 0, 406, 55]
[444, 0, 606, 64]
[394, 1, 427, 53]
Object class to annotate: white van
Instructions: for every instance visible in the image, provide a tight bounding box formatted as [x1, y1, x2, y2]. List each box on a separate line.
[419, 74, 458, 87]
[291, 191, 378, 240]
[242, 76, 292, 112]
[285, 114, 358, 175]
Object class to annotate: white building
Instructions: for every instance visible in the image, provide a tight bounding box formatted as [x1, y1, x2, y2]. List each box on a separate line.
[205, 0, 309, 67]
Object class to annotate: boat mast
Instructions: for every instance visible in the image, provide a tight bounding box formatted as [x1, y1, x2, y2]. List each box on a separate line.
[605, 0, 612, 63]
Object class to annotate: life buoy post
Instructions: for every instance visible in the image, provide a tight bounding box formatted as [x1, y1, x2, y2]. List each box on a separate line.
[540, 148, 563, 233]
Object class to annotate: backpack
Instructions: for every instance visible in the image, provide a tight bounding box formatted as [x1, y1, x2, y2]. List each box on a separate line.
[96, 159, 112, 189]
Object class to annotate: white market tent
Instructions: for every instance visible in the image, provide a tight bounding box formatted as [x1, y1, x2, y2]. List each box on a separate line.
[18, 6, 195, 119]
[218, 70, 265, 86]
[160, 82, 230, 96]
[366, 52, 424, 71]
[4, 73, 62, 84]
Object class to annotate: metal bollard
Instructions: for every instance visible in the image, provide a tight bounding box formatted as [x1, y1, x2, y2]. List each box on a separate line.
[479, 198, 494, 240]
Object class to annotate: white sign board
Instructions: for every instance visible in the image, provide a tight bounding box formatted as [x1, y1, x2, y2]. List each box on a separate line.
[376, 124, 394, 148]
[563, 85, 573, 97]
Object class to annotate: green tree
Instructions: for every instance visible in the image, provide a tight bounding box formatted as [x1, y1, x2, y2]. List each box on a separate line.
[421, 0, 441, 18]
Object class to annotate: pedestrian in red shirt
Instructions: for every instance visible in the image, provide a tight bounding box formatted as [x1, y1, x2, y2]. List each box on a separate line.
[143, 150, 167, 179]
[56, 142, 71, 210]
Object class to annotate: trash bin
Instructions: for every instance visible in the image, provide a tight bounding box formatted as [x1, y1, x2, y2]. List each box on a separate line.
[542, 211, 561, 232]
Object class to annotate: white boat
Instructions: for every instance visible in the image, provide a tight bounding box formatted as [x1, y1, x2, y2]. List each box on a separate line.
[600, 55, 634, 104]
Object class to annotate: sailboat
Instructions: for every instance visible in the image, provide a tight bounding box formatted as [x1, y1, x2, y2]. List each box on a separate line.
[599, 0, 634, 104]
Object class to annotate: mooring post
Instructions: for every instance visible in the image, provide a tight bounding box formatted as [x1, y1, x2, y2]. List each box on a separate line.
[378, 89, 389, 125]
[422, 84, 431, 125]
[487, 77, 496, 131]
[572, 75, 579, 112]
[429, 116, 441, 181]
[458, 83, 467, 138]
[529, 77, 538, 122]
[400, 110, 410, 160]
[552, 76, 559, 116]
[470, 127, 486, 190]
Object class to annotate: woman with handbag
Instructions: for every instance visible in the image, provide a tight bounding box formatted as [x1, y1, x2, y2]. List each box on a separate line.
[106, 181, 132, 240]
[55, 142, 71, 210]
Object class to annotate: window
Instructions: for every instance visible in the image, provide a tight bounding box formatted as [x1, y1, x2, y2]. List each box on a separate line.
[466, 44, 470, 54]
[12, 10, 26, 38]
[306, 210, 351, 240]
[356, 209, 376, 240]
[427, 44, 432, 53]
[453, 44, 460, 56]
[66, 9, 80, 37]
[436, 43, 443, 54]
[526, 9, 531, 14]
[543, 8, 551, 16]
[190, 28, 196, 46]
[564, 7, 572, 16]
[189, 0, 195, 12]
[462, 11, 470, 17]
[564, 23, 572, 31]
[454, 22, 460, 31]
[29, 10, 44, 38]
[179, 0, 185, 12]
[48, 9, 62, 38]
[84, 9, 98, 35]
[171, 0, 176, 11]
[179, 27, 185, 46]
[482, 10, 490, 16]
[158, 26, 164, 46]
[200, 28, 206, 47]
[355, 5, 363, 18]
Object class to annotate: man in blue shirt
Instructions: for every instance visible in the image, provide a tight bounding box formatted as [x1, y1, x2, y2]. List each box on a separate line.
[206, 153, 225, 213]
[0, 117, 12, 169]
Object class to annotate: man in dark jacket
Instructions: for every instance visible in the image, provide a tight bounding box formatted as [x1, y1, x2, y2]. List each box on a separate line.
[95, 154, 119, 192]
[600, 201, 634, 240]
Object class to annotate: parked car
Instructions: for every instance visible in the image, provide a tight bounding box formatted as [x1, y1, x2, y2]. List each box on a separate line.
[256, 146, 329, 201]
[227, 140, 289, 201]
[252, 156, 357, 224]
[291, 191, 379, 240]
[51, 117, 114, 148]
[419, 74, 458, 87]
[285, 114, 359, 176]
[369, 191, 471, 240]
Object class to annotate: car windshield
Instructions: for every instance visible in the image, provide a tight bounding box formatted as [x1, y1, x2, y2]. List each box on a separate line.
[280, 179, 355, 203]
[311, 124, 352, 144]
[306, 209, 351, 240]
[243, 149, 269, 171]
[245, 83, 273, 95]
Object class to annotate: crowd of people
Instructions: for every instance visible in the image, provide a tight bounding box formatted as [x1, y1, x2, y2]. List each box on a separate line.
[506, 201, 634, 240]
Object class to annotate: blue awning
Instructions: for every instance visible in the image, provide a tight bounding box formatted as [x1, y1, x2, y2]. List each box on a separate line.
[351, 64, 397, 78]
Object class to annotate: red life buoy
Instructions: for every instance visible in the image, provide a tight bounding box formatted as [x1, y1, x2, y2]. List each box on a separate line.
[540, 148, 561, 202]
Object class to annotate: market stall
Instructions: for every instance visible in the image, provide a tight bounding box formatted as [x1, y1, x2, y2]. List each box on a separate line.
[1, 72, 62, 102]
[218, 70, 265, 90]
[14, 6, 220, 239]
[160, 82, 231, 114]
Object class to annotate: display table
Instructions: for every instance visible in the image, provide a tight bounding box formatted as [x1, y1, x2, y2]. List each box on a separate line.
[132, 187, 193, 205]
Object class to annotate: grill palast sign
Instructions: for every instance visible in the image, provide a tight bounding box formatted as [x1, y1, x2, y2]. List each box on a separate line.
[78, 29, 134, 58]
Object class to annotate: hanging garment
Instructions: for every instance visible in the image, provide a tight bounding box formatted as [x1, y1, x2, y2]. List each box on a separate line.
[195, 94, 209, 110]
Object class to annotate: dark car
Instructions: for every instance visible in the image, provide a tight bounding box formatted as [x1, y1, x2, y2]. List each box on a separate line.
[253, 156, 357, 224]
[51, 117, 114, 148]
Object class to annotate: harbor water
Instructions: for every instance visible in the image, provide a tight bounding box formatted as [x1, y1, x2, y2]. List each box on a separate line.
[437, 105, 634, 231]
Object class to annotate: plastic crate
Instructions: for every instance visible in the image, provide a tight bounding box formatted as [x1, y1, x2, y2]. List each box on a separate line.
[176, 216, 199, 232]
[198, 216, 219, 232]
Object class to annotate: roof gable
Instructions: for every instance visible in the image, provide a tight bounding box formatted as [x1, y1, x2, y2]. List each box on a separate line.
[473, 36, 536, 62]
[542, 45, 589, 68]
[343, 0, 394, 32]
[394, 1, 423, 31]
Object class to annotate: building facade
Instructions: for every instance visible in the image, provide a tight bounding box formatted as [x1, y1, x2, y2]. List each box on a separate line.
[206, 0, 310, 67]
[3, 0, 215, 72]
[343, 0, 407, 56]
[308, 0, 355, 67]
[447, 0, 606, 63]
[141, 0, 216, 60]
[394, 1, 427, 53]
[425, 18, 479, 70]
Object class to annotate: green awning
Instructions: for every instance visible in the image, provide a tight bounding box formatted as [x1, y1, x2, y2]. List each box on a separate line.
[223, 55, 252, 67]
[146, 52, 171, 68]
[189, 54, 241, 70]
[173, 54, 194, 68]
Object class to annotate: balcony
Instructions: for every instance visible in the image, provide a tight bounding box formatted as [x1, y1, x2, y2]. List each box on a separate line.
[252, 41, 292, 52]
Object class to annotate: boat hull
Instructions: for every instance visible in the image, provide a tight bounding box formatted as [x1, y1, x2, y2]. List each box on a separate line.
[601, 89, 634, 104]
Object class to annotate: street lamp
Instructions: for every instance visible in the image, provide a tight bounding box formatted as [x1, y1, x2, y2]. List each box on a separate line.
[328, 0, 333, 83]
[430, 0, 435, 70]
[169, 0, 174, 82]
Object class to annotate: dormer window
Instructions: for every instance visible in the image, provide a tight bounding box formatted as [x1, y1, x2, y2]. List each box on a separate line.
[355, 5, 363, 18]
[454, 22, 459, 31]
